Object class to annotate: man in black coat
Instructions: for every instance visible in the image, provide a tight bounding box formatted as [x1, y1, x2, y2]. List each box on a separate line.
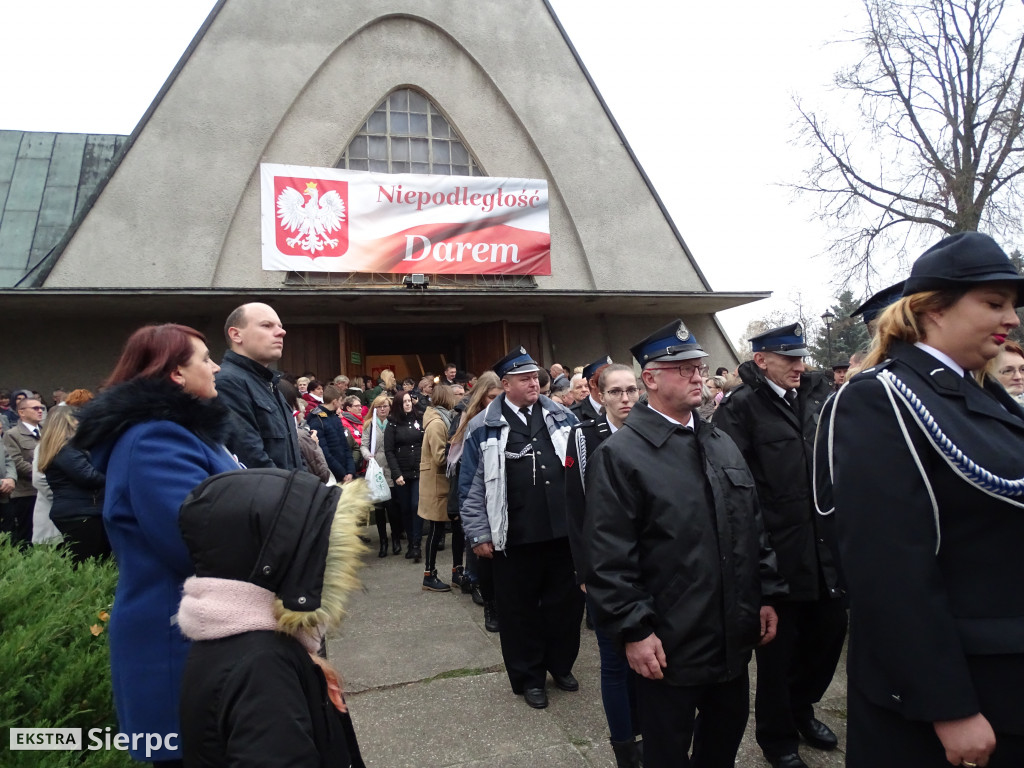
[570, 355, 611, 422]
[713, 323, 846, 768]
[460, 347, 583, 710]
[585, 319, 786, 768]
[215, 302, 303, 470]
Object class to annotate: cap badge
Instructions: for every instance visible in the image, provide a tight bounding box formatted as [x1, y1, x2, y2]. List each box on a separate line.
[675, 323, 690, 342]
[794, 324, 803, 337]
[518, 346, 527, 355]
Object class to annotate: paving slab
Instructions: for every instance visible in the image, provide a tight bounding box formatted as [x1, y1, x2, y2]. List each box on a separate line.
[329, 527, 850, 767]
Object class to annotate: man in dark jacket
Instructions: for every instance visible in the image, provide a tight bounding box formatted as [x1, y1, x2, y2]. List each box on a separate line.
[460, 347, 583, 710]
[570, 355, 611, 422]
[585, 319, 785, 768]
[713, 323, 846, 768]
[216, 302, 302, 470]
[308, 385, 355, 483]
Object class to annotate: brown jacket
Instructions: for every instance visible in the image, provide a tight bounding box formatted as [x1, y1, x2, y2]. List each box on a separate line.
[417, 406, 451, 523]
[2, 422, 39, 498]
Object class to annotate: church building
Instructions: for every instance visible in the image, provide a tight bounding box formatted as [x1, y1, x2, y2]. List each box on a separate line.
[0, 0, 766, 389]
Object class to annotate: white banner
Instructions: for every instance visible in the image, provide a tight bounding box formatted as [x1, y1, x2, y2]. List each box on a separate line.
[260, 164, 550, 274]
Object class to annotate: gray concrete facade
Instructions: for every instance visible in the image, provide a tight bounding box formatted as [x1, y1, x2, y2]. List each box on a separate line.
[1, 1, 769, 393]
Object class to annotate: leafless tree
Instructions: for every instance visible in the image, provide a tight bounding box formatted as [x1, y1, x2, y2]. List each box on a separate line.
[793, 0, 1024, 287]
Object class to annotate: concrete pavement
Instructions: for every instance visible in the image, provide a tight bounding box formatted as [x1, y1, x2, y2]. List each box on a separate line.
[328, 530, 848, 767]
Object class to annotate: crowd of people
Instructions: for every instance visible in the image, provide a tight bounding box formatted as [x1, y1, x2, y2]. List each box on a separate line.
[2, 231, 1024, 768]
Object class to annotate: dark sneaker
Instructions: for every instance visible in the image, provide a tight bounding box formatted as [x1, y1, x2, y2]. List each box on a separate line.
[422, 571, 451, 592]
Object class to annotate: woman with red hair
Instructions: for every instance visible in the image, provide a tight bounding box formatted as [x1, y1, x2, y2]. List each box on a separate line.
[75, 324, 240, 767]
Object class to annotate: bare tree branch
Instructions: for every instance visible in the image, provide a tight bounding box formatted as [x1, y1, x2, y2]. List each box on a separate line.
[790, 0, 1024, 284]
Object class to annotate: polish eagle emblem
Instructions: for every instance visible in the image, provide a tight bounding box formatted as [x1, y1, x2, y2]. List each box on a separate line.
[276, 181, 346, 253]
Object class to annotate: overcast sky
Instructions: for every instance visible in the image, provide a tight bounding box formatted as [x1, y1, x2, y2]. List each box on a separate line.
[1, 0, 879, 342]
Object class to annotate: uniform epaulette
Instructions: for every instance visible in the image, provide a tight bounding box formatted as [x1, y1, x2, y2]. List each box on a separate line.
[850, 359, 894, 381]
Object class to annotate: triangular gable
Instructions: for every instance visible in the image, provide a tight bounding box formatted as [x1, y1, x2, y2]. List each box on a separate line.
[40, 1, 715, 296]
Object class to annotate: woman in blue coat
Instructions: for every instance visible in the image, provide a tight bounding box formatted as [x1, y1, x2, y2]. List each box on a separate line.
[75, 324, 239, 766]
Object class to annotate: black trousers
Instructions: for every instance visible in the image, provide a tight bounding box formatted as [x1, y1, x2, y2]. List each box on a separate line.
[847, 681, 1024, 768]
[1, 495, 34, 547]
[635, 670, 750, 768]
[54, 515, 111, 564]
[491, 537, 584, 692]
[754, 598, 848, 757]
[373, 499, 402, 542]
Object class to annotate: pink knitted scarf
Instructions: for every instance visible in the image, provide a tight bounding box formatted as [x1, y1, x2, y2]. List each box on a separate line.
[177, 577, 348, 712]
[177, 576, 321, 654]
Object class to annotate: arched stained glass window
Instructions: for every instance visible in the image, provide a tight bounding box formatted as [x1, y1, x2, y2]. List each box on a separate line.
[338, 89, 484, 176]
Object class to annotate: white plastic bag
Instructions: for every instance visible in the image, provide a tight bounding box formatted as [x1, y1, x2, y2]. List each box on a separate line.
[365, 457, 391, 503]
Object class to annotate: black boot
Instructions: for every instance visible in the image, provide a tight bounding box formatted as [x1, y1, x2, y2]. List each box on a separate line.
[471, 582, 484, 606]
[422, 569, 451, 592]
[483, 600, 499, 633]
[451, 566, 472, 592]
[392, 535, 402, 555]
[378, 538, 388, 558]
[610, 738, 642, 768]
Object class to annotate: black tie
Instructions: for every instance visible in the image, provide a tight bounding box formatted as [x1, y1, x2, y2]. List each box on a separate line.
[31, 428, 39, 439]
[784, 390, 798, 409]
[519, 406, 530, 423]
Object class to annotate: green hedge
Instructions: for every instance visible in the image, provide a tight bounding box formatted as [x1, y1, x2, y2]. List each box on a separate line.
[0, 538, 130, 767]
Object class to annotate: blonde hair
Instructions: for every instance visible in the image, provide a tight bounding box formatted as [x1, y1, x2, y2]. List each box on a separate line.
[37, 406, 78, 473]
[451, 371, 501, 446]
[379, 370, 396, 390]
[860, 289, 966, 371]
[363, 394, 392, 433]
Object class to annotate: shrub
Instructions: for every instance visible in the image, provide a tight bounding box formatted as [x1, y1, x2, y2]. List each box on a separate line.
[0, 537, 130, 767]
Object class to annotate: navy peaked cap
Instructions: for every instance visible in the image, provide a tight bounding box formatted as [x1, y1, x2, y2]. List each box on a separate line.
[852, 281, 906, 325]
[582, 356, 613, 380]
[749, 323, 809, 357]
[493, 347, 540, 378]
[630, 319, 707, 366]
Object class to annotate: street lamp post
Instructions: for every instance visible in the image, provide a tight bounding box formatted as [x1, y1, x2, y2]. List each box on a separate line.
[821, 309, 836, 368]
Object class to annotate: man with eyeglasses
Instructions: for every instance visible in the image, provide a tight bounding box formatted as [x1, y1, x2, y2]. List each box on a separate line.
[2, 398, 45, 546]
[713, 323, 846, 768]
[584, 319, 786, 768]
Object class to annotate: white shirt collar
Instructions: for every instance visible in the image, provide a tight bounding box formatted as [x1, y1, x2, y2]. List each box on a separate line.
[915, 342, 965, 377]
[20, 421, 39, 433]
[764, 377, 791, 400]
[647, 404, 695, 430]
[607, 419, 619, 434]
[589, 394, 603, 413]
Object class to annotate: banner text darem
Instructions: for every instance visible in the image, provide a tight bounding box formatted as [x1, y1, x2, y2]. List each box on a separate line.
[404, 235, 520, 264]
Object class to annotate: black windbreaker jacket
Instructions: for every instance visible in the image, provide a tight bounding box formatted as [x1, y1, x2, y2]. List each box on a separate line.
[584, 403, 787, 686]
[713, 361, 842, 601]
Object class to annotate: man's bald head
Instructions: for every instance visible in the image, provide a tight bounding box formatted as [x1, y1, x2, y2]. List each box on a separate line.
[224, 303, 286, 366]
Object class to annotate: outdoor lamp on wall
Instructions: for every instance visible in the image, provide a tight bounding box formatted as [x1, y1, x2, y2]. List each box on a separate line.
[403, 274, 429, 289]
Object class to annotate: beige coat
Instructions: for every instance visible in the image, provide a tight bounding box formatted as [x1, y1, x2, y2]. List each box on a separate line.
[417, 407, 451, 523]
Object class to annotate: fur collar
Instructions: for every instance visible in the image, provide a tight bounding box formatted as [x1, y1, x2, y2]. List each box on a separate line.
[75, 377, 231, 457]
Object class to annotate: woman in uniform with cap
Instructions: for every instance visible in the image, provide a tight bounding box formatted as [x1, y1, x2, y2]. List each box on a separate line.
[825, 232, 1024, 767]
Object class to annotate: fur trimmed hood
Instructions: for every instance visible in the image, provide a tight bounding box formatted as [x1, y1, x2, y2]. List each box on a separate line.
[74, 377, 232, 470]
[178, 469, 371, 635]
